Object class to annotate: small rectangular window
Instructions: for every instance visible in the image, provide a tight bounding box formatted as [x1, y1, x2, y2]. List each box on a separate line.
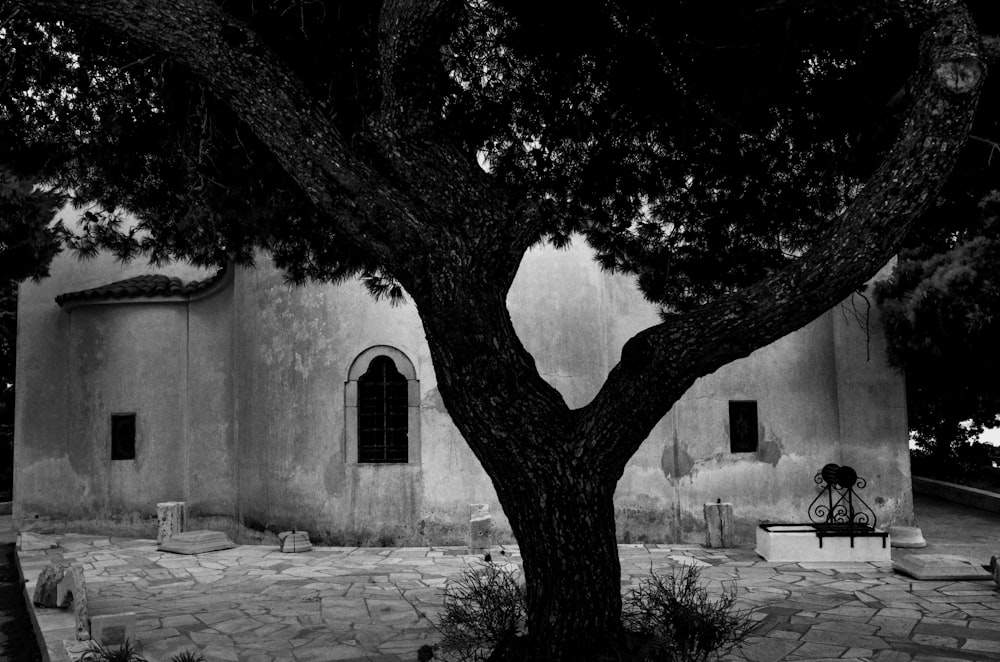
[729, 401, 758, 453]
[111, 414, 136, 461]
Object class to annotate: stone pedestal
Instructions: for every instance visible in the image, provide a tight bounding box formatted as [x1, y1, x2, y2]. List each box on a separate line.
[704, 502, 735, 548]
[156, 501, 186, 544]
[470, 503, 492, 550]
[278, 530, 312, 553]
[888, 525, 926, 548]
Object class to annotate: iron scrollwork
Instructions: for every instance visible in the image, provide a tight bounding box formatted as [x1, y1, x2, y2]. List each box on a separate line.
[807, 463, 877, 532]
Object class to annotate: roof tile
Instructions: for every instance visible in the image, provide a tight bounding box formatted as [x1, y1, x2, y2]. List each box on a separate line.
[55, 268, 226, 307]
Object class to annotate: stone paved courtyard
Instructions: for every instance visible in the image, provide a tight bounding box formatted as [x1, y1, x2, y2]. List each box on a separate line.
[15, 527, 1000, 662]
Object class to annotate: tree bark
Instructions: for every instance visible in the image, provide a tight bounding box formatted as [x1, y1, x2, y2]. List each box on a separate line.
[491, 473, 623, 660]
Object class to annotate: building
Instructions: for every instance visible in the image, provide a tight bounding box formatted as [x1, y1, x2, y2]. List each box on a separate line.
[14, 225, 914, 544]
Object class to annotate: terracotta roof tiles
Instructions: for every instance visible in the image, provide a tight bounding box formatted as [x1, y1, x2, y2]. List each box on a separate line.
[55, 268, 227, 307]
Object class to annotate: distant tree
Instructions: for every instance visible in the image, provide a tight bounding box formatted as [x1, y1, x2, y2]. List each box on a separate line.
[875, 187, 1000, 463]
[0, 170, 64, 498]
[0, 1, 994, 659]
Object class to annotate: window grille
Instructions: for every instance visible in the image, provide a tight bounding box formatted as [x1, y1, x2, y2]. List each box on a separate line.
[358, 356, 409, 463]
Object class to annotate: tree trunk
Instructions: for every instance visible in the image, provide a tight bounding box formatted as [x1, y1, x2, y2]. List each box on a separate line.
[490, 470, 624, 661]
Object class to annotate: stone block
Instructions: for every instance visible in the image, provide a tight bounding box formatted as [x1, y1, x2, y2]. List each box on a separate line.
[893, 553, 991, 581]
[156, 501, 186, 544]
[278, 530, 312, 553]
[58, 565, 86, 609]
[470, 504, 492, 550]
[888, 526, 926, 548]
[90, 612, 136, 648]
[158, 529, 235, 554]
[33, 564, 69, 607]
[704, 501, 735, 548]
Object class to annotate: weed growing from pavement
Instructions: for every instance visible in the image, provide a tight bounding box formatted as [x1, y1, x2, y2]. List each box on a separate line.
[81, 640, 145, 662]
[169, 651, 206, 662]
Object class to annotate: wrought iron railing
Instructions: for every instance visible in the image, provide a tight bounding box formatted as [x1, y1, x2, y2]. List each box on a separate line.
[807, 463, 877, 533]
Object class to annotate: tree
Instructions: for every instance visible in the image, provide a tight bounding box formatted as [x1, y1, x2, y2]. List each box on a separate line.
[0, 171, 64, 499]
[875, 191, 1000, 463]
[0, 1, 993, 659]
[874, 45, 1000, 467]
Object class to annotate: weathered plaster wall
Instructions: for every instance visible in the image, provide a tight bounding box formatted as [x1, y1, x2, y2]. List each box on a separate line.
[16, 227, 911, 544]
[834, 290, 914, 527]
[232, 265, 506, 543]
[14, 227, 210, 524]
[184, 284, 237, 519]
[508, 243, 912, 544]
[617, 313, 846, 544]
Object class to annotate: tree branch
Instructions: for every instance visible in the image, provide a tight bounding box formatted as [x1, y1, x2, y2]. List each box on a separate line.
[578, 0, 986, 473]
[377, 0, 464, 133]
[16, 0, 418, 266]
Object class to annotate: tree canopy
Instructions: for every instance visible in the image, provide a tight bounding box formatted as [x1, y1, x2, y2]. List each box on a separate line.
[1, 1, 994, 659]
[0, 1, 955, 303]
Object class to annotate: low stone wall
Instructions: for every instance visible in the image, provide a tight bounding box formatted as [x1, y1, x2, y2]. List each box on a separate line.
[913, 476, 1000, 514]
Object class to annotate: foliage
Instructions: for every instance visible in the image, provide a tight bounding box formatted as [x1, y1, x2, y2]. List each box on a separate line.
[436, 562, 754, 662]
[872, 25, 1000, 458]
[0, 1, 930, 301]
[621, 565, 754, 662]
[169, 651, 205, 662]
[910, 440, 1000, 491]
[874, 186, 1000, 457]
[81, 640, 146, 662]
[437, 562, 527, 662]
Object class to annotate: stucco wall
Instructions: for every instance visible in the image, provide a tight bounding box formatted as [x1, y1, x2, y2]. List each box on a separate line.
[14, 208, 223, 526]
[14, 231, 912, 544]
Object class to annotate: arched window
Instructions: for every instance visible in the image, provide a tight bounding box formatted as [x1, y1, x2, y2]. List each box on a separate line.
[345, 346, 420, 464]
[358, 356, 409, 462]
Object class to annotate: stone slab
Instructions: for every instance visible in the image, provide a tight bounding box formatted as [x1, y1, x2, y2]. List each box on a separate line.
[158, 530, 235, 555]
[756, 524, 891, 563]
[893, 553, 991, 580]
[19, 532, 58, 551]
[90, 612, 136, 647]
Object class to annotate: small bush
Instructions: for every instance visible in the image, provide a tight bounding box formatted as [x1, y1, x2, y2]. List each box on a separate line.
[436, 562, 527, 662]
[622, 565, 754, 662]
[81, 640, 146, 662]
[435, 561, 752, 661]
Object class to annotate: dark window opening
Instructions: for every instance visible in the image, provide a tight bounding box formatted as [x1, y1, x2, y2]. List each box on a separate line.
[729, 401, 758, 453]
[358, 356, 408, 463]
[111, 414, 136, 460]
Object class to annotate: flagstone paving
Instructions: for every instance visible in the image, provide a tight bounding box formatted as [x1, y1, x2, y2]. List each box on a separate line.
[15, 535, 1000, 662]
